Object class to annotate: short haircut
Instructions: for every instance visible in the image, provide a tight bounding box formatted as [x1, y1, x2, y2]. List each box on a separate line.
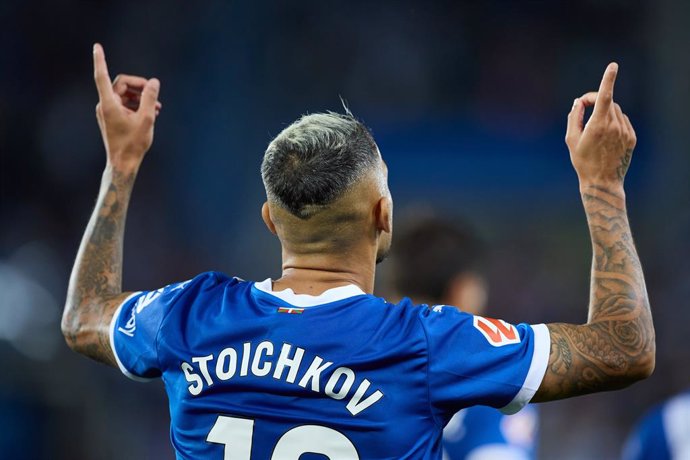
[261, 112, 379, 219]
[392, 218, 485, 303]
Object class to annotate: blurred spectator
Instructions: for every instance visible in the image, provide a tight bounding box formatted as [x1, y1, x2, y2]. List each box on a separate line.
[622, 390, 690, 460]
[390, 216, 539, 459]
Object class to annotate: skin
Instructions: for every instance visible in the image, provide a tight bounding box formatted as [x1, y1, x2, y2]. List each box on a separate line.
[534, 65, 655, 399]
[262, 165, 393, 296]
[63, 48, 654, 401]
[62, 44, 160, 364]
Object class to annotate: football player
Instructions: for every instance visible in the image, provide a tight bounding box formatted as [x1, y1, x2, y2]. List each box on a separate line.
[61, 44, 654, 459]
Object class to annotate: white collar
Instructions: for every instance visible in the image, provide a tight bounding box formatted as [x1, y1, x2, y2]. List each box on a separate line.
[253, 279, 366, 307]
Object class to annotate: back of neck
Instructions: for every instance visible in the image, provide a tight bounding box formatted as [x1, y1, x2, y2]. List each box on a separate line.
[274, 250, 376, 295]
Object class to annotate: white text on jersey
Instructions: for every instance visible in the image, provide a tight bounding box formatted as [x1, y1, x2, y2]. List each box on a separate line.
[180, 341, 384, 416]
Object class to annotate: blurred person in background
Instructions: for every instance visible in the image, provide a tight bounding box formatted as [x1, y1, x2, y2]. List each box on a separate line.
[622, 389, 690, 460]
[391, 217, 538, 460]
[60, 44, 654, 459]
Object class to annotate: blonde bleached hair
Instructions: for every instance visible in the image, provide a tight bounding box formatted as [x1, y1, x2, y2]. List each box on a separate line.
[261, 111, 380, 219]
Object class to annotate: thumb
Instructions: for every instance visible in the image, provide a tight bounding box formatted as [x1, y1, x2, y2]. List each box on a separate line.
[565, 97, 584, 148]
[138, 78, 161, 118]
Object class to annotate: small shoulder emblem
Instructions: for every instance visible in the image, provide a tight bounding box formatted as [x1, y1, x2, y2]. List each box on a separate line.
[277, 307, 304, 315]
[473, 316, 520, 347]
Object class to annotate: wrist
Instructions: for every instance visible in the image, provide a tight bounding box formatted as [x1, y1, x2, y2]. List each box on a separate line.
[105, 144, 146, 174]
[578, 180, 625, 197]
[105, 158, 141, 176]
[103, 162, 139, 186]
[579, 182, 627, 214]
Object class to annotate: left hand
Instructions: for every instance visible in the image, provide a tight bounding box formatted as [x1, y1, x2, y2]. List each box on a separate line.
[565, 63, 637, 190]
[93, 43, 162, 171]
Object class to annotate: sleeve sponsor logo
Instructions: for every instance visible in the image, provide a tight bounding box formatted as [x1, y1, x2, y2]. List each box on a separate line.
[118, 289, 164, 337]
[170, 279, 192, 292]
[118, 307, 138, 337]
[117, 279, 192, 338]
[472, 316, 521, 347]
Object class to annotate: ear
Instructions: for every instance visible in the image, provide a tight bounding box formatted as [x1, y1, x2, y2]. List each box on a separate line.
[374, 196, 392, 234]
[261, 202, 277, 235]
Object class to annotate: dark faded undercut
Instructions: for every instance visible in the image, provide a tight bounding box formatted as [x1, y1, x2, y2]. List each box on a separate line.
[261, 112, 379, 219]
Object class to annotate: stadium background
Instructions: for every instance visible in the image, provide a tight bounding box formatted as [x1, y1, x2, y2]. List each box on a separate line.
[0, 1, 688, 458]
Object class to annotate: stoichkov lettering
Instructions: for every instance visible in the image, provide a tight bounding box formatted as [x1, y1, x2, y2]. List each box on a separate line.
[180, 341, 384, 416]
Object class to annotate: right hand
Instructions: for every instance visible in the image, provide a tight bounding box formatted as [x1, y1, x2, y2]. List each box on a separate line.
[93, 43, 162, 172]
[565, 63, 637, 189]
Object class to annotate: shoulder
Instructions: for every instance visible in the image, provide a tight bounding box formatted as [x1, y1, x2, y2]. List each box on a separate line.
[380, 298, 466, 330]
[386, 298, 471, 321]
[412, 302, 481, 339]
[186, 270, 238, 288]
[168, 271, 243, 299]
[138, 271, 245, 323]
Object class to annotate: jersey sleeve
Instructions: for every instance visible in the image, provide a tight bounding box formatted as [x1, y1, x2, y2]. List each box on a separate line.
[109, 272, 227, 382]
[419, 305, 550, 420]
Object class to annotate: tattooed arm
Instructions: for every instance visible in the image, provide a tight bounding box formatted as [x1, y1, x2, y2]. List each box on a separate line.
[61, 44, 161, 365]
[533, 63, 655, 402]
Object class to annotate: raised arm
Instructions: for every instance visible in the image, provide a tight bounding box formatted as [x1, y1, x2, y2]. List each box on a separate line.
[533, 63, 655, 402]
[61, 44, 161, 366]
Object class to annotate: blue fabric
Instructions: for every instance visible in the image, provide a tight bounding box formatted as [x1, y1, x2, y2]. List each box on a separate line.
[623, 403, 672, 460]
[112, 271, 542, 459]
[443, 405, 539, 459]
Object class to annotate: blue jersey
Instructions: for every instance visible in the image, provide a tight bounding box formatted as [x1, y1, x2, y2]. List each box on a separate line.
[622, 391, 690, 460]
[442, 404, 539, 460]
[110, 272, 550, 459]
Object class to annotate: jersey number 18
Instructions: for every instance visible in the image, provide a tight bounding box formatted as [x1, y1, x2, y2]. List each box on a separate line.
[207, 415, 359, 459]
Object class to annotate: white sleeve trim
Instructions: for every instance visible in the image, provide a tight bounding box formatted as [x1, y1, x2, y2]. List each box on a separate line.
[500, 323, 550, 415]
[109, 292, 155, 383]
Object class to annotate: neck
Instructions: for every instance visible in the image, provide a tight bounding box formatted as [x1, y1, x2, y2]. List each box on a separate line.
[273, 245, 377, 295]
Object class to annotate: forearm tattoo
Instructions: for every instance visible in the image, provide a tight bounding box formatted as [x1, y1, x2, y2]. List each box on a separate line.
[63, 169, 136, 366]
[535, 185, 654, 401]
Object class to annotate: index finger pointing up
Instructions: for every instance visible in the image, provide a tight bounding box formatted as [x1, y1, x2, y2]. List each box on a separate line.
[93, 43, 114, 103]
[593, 62, 619, 118]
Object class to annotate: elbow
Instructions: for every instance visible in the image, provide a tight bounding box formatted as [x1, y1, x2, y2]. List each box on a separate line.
[634, 344, 656, 381]
[601, 350, 655, 392]
[634, 326, 657, 381]
[598, 335, 655, 390]
[60, 308, 80, 352]
[625, 341, 656, 384]
[61, 322, 77, 352]
[608, 315, 656, 386]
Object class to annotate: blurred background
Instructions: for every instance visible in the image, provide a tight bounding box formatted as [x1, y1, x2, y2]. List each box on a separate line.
[1, 0, 689, 458]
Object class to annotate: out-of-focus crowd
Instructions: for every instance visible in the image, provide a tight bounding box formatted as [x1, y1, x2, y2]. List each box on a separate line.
[1, 1, 688, 458]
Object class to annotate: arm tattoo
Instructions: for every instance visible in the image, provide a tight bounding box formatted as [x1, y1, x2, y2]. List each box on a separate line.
[534, 185, 655, 401]
[617, 149, 633, 182]
[62, 168, 137, 366]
